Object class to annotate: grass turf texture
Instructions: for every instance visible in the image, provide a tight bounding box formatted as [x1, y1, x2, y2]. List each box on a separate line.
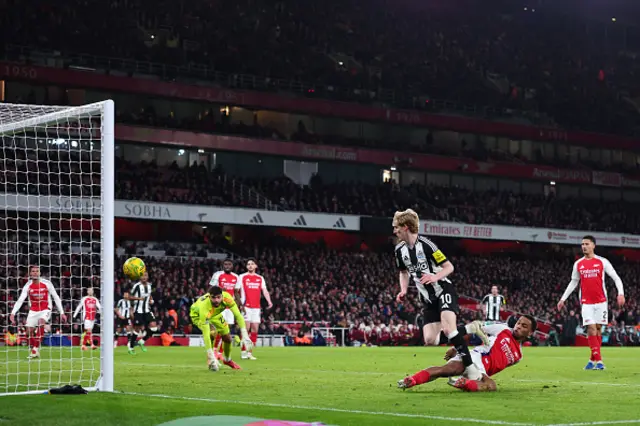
[0, 346, 639, 426]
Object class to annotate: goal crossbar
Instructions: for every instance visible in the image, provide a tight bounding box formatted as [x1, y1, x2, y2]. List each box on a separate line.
[0, 101, 109, 136]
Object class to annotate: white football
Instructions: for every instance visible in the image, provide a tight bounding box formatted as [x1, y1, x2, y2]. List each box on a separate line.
[209, 360, 220, 372]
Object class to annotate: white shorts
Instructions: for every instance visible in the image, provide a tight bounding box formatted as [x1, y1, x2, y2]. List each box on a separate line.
[222, 309, 235, 325]
[582, 302, 608, 326]
[26, 310, 51, 327]
[244, 307, 261, 324]
[84, 320, 95, 331]
[447, 348, 487, 380]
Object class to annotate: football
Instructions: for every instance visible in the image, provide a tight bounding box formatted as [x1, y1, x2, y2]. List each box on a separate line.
[123, 257, 146, 280]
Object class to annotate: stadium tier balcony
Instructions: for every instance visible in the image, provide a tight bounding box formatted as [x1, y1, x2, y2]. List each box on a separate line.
[2, 0, 640, 135]
[113, 160, 640, 233]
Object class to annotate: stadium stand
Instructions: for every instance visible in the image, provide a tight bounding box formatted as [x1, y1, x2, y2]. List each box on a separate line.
[1, 0, 640, 136]
[4, 233, 639, 346]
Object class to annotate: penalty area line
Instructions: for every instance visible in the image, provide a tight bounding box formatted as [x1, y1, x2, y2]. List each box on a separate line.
[121, 391, 535, 426]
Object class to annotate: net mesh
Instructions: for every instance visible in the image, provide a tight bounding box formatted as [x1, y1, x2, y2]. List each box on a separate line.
[0, 102, 105, 394]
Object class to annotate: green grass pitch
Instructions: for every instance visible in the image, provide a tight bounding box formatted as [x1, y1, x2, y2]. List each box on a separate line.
[0, 346, 639, 425]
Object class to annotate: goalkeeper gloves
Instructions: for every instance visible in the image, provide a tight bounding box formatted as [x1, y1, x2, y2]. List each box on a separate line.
[240, 328, 253, 352]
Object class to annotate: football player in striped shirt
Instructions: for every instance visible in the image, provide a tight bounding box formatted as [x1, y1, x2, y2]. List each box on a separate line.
[393, 209, 488, 379]
[481, 286, 506, 323]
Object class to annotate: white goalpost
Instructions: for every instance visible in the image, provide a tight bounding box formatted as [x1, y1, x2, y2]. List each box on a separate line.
[0, 100, 114, 395]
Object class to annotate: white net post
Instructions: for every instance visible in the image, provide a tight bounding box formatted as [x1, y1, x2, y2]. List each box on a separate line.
[0, 100, 115, 395]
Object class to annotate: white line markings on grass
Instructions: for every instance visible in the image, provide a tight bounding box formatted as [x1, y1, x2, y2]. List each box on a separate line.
[118, 363, 640, 388]
[122, 391, 535, 425]
[547, 421, 640, 426]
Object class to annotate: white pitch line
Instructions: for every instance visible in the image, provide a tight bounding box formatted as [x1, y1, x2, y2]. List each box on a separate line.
[118, 363, 640, 388]
[121, 391, 535, 426]
[548, 422, 640, 426]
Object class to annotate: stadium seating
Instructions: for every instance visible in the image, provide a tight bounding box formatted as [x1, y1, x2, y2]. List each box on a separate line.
[2, 0, 639, 135]
[4, 236, 638, 346]
[112, 160, 640, 233]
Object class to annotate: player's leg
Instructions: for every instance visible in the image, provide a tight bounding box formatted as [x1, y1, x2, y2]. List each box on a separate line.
[438, 288, 480, 375]
[448, 374, 497, 392]
[143, 314, 157, 346]
[88, 320, 97, 349]
[398, 360, 465, 389]
[250, 309, 260, 356]
[26, 326, 36, 358]
[114, 324, 121, 348]
[130, 315, 144, 354]
[211, 315, 242, 370]
[242, 308, 260, 360]
[582, 303, 600, 370]
[135, 316, 149, 352]
[81, 320, 89, 349]
[125, 321, 136, 354]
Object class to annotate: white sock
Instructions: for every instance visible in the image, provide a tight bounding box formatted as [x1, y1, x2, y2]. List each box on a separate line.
[447, 330, 459, 340]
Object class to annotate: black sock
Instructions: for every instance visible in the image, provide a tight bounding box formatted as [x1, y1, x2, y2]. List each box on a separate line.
[449, 331, 472, 367]
[144, 328, 153, 342]
[128, 332, 136, 349]
[437, 327, 467, 345]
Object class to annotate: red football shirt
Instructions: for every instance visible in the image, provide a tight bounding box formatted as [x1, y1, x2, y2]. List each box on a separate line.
[239, 273, 266, 309]
[479, 324, 523, 376]
[571, 255, 619, 305]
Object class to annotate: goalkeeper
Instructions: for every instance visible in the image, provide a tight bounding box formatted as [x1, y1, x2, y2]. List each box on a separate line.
[190, 286, 251, 371]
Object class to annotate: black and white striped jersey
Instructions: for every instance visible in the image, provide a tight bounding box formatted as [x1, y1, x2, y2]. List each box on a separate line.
[115, 298, 131, 318]
[394, 235, 451, 303]
[130, 281, 153, 314]
[482, 294, 506, 321]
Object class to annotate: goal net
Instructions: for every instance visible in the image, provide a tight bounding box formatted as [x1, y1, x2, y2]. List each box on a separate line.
[0, 101, 114, 395]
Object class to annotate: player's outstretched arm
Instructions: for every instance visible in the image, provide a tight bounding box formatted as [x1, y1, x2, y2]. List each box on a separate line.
[423, 260, 454, 284]
[229, 301, 252, 351]
[229, 302, 247, 331]
[73, 297, 84, 319]
[262, 286, 273, 309]
[558, 262, 580, 309]
[603, 259, 625, 306]
[46, 281, 67, 322]
[10, 283, 30, 322]
[397, 270, 409, 302]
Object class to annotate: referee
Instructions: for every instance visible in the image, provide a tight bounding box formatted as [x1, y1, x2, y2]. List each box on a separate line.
[481, 285, 506, 323]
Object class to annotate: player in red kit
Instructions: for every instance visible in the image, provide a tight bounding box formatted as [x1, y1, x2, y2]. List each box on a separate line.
[239, 258, 273, 360]
[73, 288, 102, 351]
[557, 235, 625, 370]
[398, 315, 536, 392]
[209, 258, 241, 360]
[10, 266, 67, 359]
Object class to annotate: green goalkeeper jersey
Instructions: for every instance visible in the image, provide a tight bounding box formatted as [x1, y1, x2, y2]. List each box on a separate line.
[190, 291, 246, 350]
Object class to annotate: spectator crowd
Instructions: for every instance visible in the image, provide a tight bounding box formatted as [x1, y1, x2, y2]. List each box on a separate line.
[3, 234, 639, 347]
[2, 0, 640, 135]
[112, 160, 640, 234]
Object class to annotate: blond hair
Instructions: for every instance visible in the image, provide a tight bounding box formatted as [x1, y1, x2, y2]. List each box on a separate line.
[392, 209, 419, 234]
